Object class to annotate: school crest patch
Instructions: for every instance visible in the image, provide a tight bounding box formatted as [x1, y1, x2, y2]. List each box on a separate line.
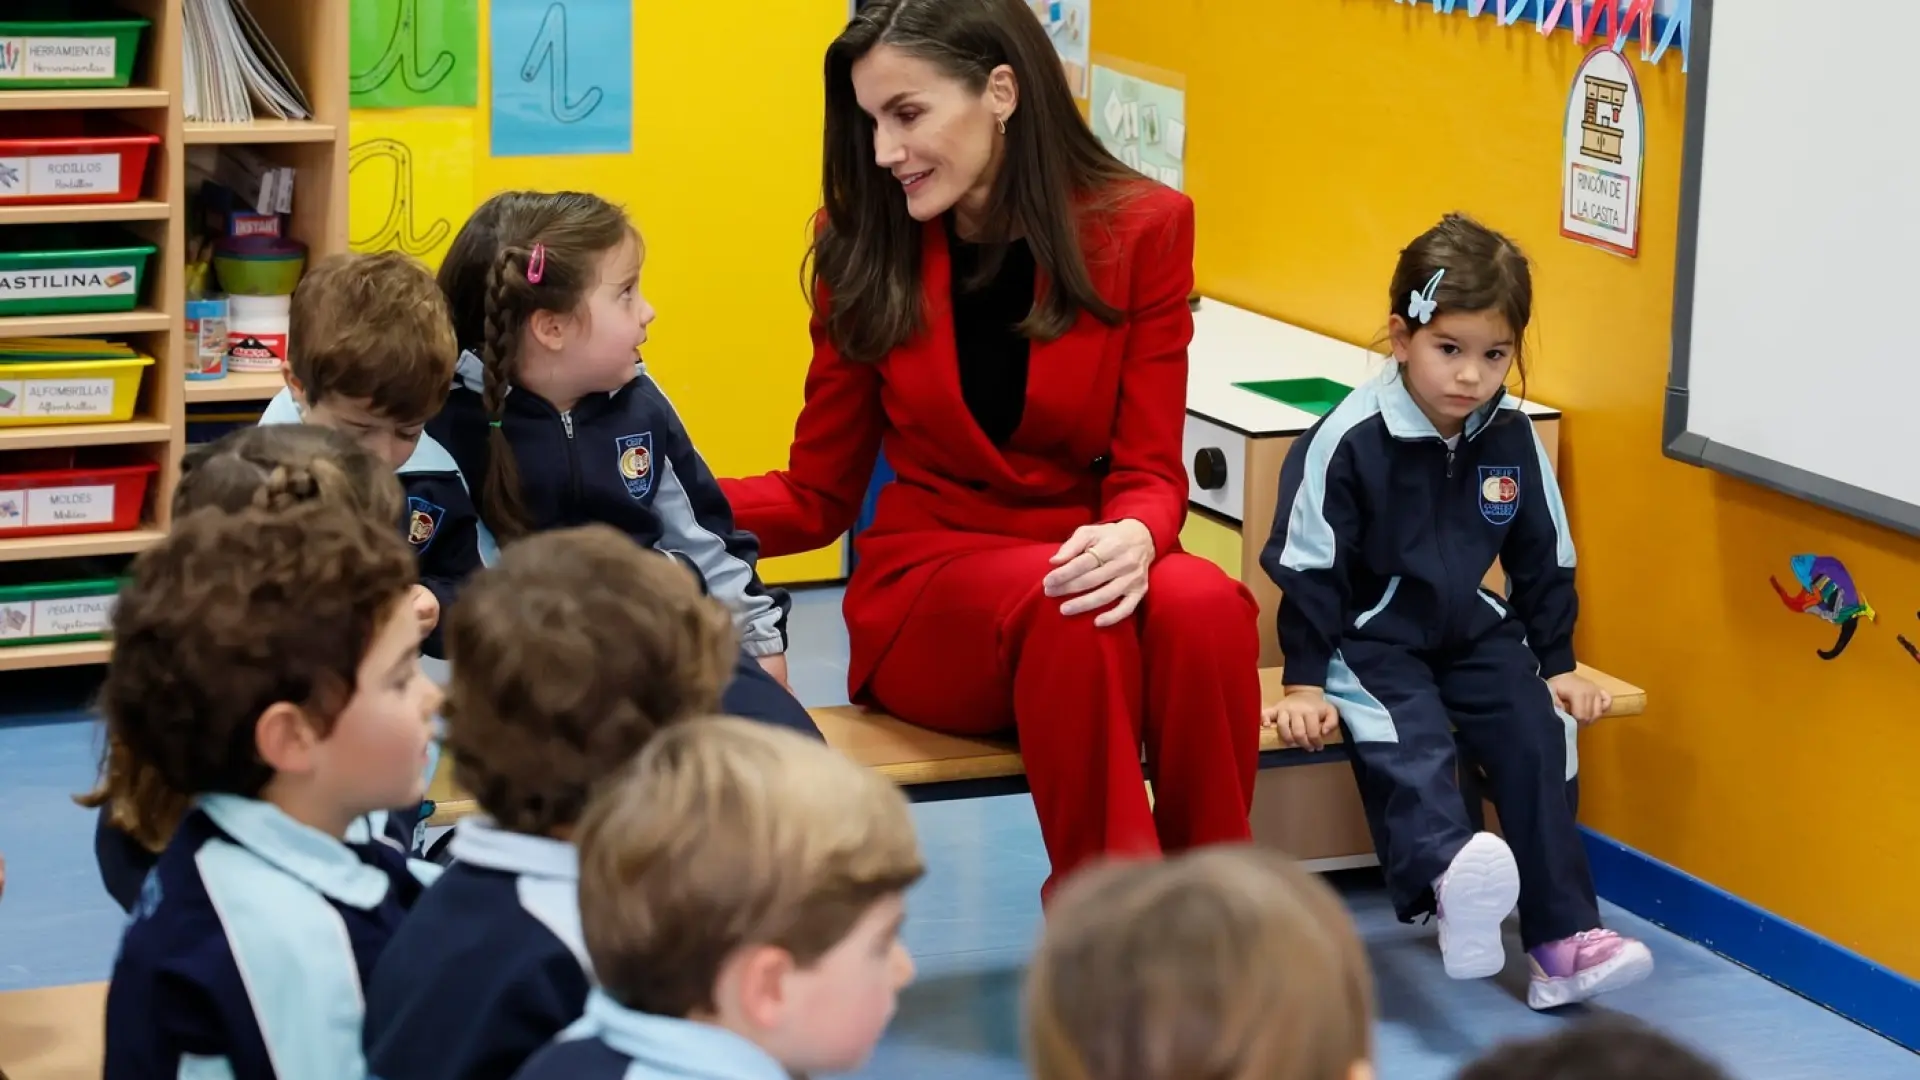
[615, 432, 654, 500]
[406, 496, 445, 551]
[1478, 466, 1521, 525]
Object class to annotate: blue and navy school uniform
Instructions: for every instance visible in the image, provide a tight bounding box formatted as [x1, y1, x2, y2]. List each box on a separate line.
[364, 817, 592, 1080]
[1259, 367, 1600, 947]
[104, 795, 439, 1079]
[259, 388, 497, 661]
[430, 352, 817, 738]
[510, 991, 792, 1080]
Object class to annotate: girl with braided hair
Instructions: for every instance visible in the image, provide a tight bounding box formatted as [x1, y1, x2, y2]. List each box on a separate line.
[79, 424, 430, 911]
[428, 191, 817, 738]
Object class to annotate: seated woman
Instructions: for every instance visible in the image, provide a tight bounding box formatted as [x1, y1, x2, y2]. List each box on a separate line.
[722, 0, 1262, 899]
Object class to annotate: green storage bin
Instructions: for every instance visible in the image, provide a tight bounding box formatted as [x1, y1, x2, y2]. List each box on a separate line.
[0, 577, 120, 648]
[0, 225, 156, 317]
[0, 4, 151, 90]
[1233, 377, 1354, 418]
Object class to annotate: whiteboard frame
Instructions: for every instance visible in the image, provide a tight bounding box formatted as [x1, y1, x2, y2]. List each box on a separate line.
[1661, 0, 1920, 538]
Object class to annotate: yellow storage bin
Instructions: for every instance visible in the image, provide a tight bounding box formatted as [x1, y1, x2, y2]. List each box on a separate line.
[0, 354, 153, 427]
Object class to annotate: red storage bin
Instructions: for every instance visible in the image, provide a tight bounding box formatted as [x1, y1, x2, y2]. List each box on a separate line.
[0, 115, 161, 207]
[0, 462, 158, 539]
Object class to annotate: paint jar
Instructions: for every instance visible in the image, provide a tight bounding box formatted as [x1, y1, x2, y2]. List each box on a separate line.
[183, 295, 228, 380]
[225, 292, 289, 373]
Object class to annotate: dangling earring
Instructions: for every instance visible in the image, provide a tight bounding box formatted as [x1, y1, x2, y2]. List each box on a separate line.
[996, 115, 1007, 135]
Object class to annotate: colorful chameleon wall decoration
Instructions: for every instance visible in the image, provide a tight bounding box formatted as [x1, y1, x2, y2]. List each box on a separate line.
[1770, 554, 1876, 660]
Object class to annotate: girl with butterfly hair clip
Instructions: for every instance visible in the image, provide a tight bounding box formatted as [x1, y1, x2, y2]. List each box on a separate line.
[1259, 213, 1650, 1010]
[77, 424, 428, 912]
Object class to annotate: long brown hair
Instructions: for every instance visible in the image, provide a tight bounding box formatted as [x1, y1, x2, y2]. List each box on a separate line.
[437, 190, 633, 540]
[1026, 846, 1375, 1080]
[815, 0, 1140, 363]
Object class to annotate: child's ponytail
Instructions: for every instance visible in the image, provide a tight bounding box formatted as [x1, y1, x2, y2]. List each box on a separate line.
[480, 246, 535, 542]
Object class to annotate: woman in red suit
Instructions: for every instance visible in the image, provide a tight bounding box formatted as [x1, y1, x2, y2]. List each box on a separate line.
[722, 0, 1262, 898]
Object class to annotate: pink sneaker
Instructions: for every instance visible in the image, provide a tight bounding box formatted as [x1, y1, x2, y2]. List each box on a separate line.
[1434, 832, 1520, 979]
[1526, 929, 1654, 1009]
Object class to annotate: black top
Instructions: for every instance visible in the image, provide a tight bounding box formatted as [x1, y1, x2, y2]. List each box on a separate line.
[948, 218, 1036, 446]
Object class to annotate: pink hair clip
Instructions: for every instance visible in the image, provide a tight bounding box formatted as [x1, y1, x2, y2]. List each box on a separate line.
[527, 242, 547, 285]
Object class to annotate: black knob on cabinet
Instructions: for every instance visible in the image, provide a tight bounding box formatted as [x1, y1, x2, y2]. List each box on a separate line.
[1193, 446, 1228, 490]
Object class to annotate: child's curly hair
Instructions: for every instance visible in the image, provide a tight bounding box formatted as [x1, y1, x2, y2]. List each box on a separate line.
[443, 523, 736, 836]
[102, 501, 417, 801]
[76, 425, 405, 849]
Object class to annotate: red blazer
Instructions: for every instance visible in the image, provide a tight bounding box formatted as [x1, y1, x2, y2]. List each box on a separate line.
[722, 182, 1195, 693]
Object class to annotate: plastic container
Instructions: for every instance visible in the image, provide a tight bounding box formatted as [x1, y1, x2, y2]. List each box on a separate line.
[0, 6, 152, 91]
[0, 115, 160, 206]
[0, 354, 155, 427]
[0, 461, 156, 539]
[0, 226, 156, 317]
[226, 292, 288, 372]
[184, 295, 228, 379]
[213, 235, 307, 296]
[0, 578, 120, 648]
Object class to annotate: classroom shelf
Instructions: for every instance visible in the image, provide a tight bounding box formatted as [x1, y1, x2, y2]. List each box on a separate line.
[0, 420, 174, 451]
[183, 371, 283, 403]
[0, 310, 173, 340]
[184, 119, 338, 145]
[0, 89, 170, 112]
[0, 640, 114, 672]
[0, 528, 166, 564]
[0, 201, 172, 227]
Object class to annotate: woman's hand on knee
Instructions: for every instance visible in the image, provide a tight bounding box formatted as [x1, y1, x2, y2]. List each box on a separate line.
[1264, 687, 1340, 750]
[1547, 671, 1611, 725]
[1043, 519, 1155, 626]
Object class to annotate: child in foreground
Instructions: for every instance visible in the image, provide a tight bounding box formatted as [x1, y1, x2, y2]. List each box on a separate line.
[262, 249, 489, 658]
[1261, 213, 1651, 1008]
[102, 502, 441, 1078]
[80, 424, 421, 912]
[1026, 846, 1375, 1080]
[428, 190, 815, 736]
[511, 718, 924, 1080]
[364, 523, 739, 1080]
[1456, 1018, 1733, 1080]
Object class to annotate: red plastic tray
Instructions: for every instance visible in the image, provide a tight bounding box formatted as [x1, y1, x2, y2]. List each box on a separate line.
[0, 462, 158, 539]
[0, 116, 160, 206]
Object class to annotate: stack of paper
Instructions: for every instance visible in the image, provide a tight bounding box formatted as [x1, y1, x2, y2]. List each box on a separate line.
[182, 0, 312, 123]
[0, 338, 138, 362]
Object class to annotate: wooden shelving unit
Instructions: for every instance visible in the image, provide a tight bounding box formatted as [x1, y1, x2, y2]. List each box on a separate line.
[0, 1, 349, 670]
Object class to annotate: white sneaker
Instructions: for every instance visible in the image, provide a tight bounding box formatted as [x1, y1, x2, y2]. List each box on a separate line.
[1434, 832, 1521, 979]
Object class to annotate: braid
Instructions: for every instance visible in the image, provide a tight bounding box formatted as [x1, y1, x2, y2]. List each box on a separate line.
[480, 247, 533, 540]
[254, 462, 320, 512]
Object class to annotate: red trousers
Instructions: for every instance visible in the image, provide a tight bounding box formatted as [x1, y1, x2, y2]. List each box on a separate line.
[866, 545, 1262, 898]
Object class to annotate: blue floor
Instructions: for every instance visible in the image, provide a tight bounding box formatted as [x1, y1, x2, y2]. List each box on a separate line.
[2, 586, 1914, 1078]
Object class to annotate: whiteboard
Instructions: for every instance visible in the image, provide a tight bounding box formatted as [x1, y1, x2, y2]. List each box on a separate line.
[1663, 0, 1920, 537]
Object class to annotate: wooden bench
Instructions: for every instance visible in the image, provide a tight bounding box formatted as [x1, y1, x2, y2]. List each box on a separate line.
[426, 664, 1644, 824]
[0, 980, 105, 1080]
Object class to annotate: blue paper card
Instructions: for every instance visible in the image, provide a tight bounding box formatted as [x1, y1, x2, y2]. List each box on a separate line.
[489, 0, 633, 157]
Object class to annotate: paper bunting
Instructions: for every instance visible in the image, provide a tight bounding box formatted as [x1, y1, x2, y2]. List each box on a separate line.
[1390, 0, 1690, 70]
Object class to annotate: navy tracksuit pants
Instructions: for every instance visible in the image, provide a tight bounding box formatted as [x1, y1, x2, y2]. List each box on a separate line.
[720, 649, 821, 740]
[1326, 618, 1600, 948]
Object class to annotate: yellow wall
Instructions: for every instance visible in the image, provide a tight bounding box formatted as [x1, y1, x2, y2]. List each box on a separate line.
[1097, 2, 1920, 975]
[347, 1, 847, 583]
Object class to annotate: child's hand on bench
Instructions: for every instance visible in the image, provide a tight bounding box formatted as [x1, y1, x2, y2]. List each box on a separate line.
[1548, 671, 1612, 725]
[1265, 687, 1341, 751]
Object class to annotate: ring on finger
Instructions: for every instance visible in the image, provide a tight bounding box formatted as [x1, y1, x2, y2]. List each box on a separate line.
[1088, 548, 1106, 567]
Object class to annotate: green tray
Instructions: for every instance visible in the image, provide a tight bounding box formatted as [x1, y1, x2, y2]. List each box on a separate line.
[0, 577, 120, 648]
[1233, 377, 1354, 417]
[0, 226, 155, 317]
[0, 6, 151, 90]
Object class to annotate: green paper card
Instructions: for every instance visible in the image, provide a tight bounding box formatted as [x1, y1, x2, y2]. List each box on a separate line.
[350, 0, 479, 109]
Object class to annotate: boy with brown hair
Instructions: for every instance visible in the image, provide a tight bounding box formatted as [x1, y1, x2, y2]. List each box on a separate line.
[261, 249, 490, 659]
[365, 524, 739, 1080]
[512, 718, 924, 1080]
[103, 502, 443, 1078]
